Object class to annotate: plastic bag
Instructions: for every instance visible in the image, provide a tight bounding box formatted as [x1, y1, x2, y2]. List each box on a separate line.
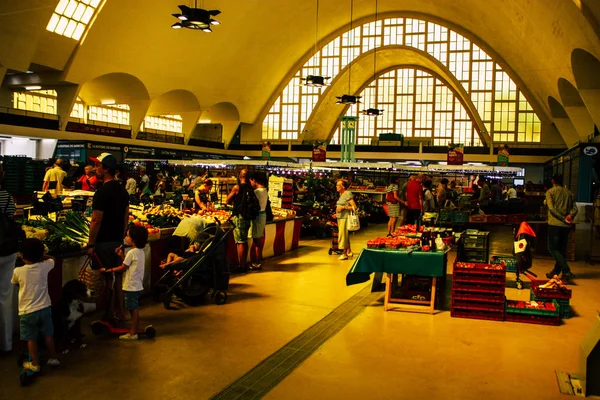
[348, 211, 361, 231]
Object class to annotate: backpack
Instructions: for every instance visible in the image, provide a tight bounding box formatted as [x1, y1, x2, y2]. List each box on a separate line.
[265, 199, 274, 222]
[386, 191, 398, 204]
[237, 184, 260, 221]
[0, 194, 22, 256]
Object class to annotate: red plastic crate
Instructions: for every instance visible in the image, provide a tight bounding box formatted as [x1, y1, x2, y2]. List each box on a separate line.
[451, 291, 506, 304]
[450, 308, 505, 321]
[507, 214, 527, 224]
[486, 215, 507, 224]
[452, 282, 506, 294]
[453, 269, 506, 279]
[453, 275, 506, 286]
[505, 313, 560, 326]
[451, 300, 505, 312]
[454, 261, 506, 274]
[531, 282, 572, 300]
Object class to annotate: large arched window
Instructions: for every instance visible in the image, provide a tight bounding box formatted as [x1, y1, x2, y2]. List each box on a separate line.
[262, 17, 541, 145]
[331, 67, 482, 146]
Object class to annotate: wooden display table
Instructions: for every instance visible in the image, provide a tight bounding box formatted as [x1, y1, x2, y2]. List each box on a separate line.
[346, 248, 449, 313]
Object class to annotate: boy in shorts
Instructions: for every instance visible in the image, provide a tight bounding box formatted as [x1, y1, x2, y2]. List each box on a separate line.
[11, 238, 60, 371]
[100, 225, 148, 340]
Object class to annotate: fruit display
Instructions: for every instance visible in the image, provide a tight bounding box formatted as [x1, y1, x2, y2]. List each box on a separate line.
[393, 224, 424, 235]
[196, 209, 231, 224]
[367, 237, 420, 249]
[129, 204, 188, 228]
[272, 207, 296, 221]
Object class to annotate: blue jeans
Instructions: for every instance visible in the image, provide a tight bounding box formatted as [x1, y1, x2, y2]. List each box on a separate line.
[547, 225, 571, 275]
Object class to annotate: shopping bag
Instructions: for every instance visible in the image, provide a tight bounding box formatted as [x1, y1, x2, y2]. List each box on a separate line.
[78, 254, 106, 304]
[348, 211, 361, 231]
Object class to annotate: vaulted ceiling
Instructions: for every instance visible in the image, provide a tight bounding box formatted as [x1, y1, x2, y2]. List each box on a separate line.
[0, 0, 599, 146]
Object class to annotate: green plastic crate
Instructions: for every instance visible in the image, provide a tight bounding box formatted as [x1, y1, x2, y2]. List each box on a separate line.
[530, 293, 571, 319]
[490, 255, 517, 273]
[506, 299, 560, 317]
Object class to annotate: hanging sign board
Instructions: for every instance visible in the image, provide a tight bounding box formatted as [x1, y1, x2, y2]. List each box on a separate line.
[262, 142, 271, 160]
[447, 143, 464, 165]
[312, 141, 327, 162]
[498, 144, 510, 166]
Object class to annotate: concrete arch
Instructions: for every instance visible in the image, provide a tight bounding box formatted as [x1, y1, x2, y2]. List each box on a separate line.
[548, 96, 580, 147]
[558, 78, 595, 142]
[256, 13, 548, 146]
[79, 72, 151, 134]
[303, 46, 489, 145]
[198, 102, 241, 148]
[147, 89, 202, 141]
[572, 48, 600, 129]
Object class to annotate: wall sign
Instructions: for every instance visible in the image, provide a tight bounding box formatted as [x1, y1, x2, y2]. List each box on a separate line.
[583, 146, 598, 156]
[66, 121, 131, 139]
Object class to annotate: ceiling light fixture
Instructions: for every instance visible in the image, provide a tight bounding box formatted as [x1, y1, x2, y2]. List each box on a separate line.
[362, 0, 383, 117]
[24, 85, 42, 91]
[336, 94, 361, 105]
[337, 0, 358, 106]
[171, 1, 221, 31]
[101, 99, 116, 105]
[361, 107, 383, 116]
[301, 0, 329, 88]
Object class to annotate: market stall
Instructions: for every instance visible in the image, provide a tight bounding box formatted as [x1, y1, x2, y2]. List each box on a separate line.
[346, 225, 454, 313]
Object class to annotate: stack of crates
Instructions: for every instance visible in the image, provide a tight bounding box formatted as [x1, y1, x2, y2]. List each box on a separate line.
[490, 255, 517, 273]
[457, 231, 489, 263]
[505, 299, 561, 325]
[1, 156, 29, 195]
[451, 261, 506, 321]
[529, 282, 572, 319]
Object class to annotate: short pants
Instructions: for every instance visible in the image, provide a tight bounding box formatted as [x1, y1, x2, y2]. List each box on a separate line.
[251, 212, 267, 239]
[92, 241, 123, 271]
[20, 307, 54, 341]
[124, 290, 143, 310]
[232, 215, 251, 244]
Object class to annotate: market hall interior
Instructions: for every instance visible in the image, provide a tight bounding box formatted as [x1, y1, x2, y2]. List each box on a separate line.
[1, 0, 600, 399]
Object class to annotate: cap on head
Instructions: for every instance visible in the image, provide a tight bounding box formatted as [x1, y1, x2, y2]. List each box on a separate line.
[90, 152, 117, 170]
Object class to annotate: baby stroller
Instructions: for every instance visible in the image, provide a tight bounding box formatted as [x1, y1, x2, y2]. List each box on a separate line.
[153, 218, 232, 308]
[513, 221, 538, 290]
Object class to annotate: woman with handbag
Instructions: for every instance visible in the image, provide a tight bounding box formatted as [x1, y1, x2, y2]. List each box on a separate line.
[386, 177, 402, 237]
[0, 165, 20, 354]
[335, 180, 357, 261]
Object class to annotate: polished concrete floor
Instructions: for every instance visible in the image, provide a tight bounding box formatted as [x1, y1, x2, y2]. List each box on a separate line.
[1, 224, 598, 400]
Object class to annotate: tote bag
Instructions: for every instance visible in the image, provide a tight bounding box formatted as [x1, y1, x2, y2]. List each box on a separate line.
[347, 211, 361, 232]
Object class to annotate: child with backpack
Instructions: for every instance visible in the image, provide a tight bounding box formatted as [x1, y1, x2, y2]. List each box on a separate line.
[226, 169, 259, 273]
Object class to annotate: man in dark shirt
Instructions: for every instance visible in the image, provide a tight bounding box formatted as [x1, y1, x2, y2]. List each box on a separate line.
[87, 153, 129, 320]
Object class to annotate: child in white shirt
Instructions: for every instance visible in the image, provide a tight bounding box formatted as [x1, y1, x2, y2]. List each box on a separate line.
[11, 238, 60, 371]
[101, 225, 148, 340]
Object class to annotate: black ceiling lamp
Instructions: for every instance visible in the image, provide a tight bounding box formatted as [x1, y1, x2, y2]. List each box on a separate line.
[336, 94, 362, 105]
[361, 0, 383, 117]
[362, 107, 383, 116]
[301, 0, 330, 87]
[337, 0, 360, 105]
[171, 1, 221, 32]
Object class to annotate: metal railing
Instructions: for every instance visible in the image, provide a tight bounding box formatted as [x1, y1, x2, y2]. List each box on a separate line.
[0, 106, 59, 120]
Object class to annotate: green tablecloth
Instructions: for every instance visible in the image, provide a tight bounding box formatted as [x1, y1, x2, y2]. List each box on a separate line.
[346, 248, 448, 285]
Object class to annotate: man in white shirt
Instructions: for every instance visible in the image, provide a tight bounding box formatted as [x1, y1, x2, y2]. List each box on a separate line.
[139, 168, 150, 193]
[42, 159, 67, 194]
[507, 185, 517, 199]
[126, 176, 137, 195]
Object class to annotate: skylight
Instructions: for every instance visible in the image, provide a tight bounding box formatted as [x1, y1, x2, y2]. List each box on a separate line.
[46, 0, 102, 41]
